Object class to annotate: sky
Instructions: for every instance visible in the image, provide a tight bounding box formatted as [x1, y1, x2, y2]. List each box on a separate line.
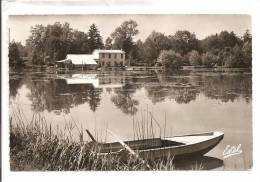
[9, 14, 251, 45]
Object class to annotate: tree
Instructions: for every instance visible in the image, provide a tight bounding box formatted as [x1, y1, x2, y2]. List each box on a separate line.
[26, 22, 92, 65]
[170, 30, 200, 55]
[242, 30, 252, 68]
[105, 37, 113, 49]
[16, 42, 27, 57]
[158, 50, 183, 69]
[243, 29, 252, 43]
[70, 30, 89, 54]
[188, 50, 201, 66]
[26, 22, 73, 65]
[242, 41, 252, 68]
[130, 40, 145, 65]
[110, 20, 139, 57]
[143, 31, 171, 66]
[201, 52, 218, 68]
[218, 31, 241, 48]
[231, 44, 244, 67]
[88, 24, 104, 52]
[26, 24, 46, 64]
[201, 34, 221, 53]
[9, 41, 23, 67]
[222, 47, 236, 68]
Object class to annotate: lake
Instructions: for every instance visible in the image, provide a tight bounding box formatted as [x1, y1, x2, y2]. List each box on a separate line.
[9, 69, 252, 170]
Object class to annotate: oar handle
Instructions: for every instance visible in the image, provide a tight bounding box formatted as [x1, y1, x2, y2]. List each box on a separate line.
[86, 129, 96, 142]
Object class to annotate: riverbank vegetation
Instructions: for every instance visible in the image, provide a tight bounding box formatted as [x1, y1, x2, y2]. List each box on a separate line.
[10, 106, 186, 171]
[9, 20, 251, 70]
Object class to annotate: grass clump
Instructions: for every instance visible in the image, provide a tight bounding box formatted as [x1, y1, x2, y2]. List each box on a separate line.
[10, 107, 179, 171]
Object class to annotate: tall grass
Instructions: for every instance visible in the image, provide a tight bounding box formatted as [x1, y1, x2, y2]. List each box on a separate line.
[10, 106, 203, 171]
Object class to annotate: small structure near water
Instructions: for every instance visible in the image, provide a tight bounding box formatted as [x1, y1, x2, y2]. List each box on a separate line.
[56, 49, 125, 70]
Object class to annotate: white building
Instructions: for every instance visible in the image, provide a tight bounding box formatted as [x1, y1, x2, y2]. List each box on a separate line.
[57, 49, 126, 69]
[92, 49, 126, 67]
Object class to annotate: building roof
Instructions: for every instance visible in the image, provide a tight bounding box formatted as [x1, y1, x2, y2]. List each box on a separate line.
[93, 49, 125, 54]
[65, 54, 97, 65]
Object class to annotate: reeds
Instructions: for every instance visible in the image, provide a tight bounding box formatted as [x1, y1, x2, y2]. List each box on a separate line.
[9, 105, 202, 171]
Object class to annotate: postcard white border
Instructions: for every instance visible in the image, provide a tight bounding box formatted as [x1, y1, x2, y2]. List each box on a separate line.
[2, 0, 260, 182]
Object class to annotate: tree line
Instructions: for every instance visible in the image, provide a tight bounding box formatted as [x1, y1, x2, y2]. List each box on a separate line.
[9, 20, 252, 69]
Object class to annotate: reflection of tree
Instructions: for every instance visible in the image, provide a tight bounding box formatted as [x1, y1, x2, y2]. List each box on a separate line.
[9, 78, 24, 98]
[152, 71, 252, 104]
[145, 85, 199, 104]
[110, 84, 139, 115]
[26, 78, 102, 114]
[173, 88, 198, 104]
[200, 74, 252, 103]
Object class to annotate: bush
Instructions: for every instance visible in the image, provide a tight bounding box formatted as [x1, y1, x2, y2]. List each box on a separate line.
[158, 50, 183, 69]
[188, 50, 201, 66]
[201, 52, 218, 68]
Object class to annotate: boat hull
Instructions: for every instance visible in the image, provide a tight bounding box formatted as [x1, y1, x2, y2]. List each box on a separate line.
[139, 132, 224, 159]
[98, 131, 224, 160]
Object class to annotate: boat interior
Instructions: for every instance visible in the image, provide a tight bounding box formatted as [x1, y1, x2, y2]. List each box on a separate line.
[98, 138, 185, 153]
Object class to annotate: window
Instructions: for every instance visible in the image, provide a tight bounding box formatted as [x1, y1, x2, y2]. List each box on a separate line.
[102, 53, 105, 58]
[114, 54, 117, 59]
[108, 53, 111, 59]
[121, 54, 123, 59]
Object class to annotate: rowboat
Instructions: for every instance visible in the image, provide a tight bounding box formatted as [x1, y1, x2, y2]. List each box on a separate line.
[97, 131, 224, 160]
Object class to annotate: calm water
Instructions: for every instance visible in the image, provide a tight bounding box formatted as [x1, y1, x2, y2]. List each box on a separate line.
[9, 69, 252, 170]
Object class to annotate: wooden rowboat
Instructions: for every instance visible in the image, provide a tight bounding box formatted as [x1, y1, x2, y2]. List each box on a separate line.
[97, 131, 224, 160]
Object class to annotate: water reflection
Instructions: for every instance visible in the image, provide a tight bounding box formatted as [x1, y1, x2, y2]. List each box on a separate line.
[9, 70, 252, 115]
[26, 77, 102, 113]
[173, 156, 224, 170]
[9, 70, 252, 170]
[111, 85, 140, 115]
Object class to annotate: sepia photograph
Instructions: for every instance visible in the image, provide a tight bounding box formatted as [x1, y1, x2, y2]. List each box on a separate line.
[7, 14, 252, 171]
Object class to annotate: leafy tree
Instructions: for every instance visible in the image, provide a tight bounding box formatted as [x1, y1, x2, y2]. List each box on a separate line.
[9, 41, 23, 67]
[26, 22, 91, 65]
[188, 50, 201, 66]
[242, 41, 252, 68]
[70, 30, 89, 54]
[88, 24, 104, 52]
[26, 24, 46, 64]
[200, 34, 221, 53]
[218, 31, 241, 48]
[243, 29, 252, 43]
[105, 37, 113, 49]
[201, 52, 218, 68]
[16, 42, 27, 57]
[110, 20, 139, 57]
[158, 50, 183, 69]
[130, 40, 145, 65]
[231, 44, 244, 67]
[170, 30, 200, 55]
[221, 47, 235, 68]
[143, 31, 171, 65]
[242, 30, 252, 68]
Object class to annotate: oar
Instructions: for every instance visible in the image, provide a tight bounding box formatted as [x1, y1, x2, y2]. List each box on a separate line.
[107, 129, 151, 169]
[86, 129, 96, 142]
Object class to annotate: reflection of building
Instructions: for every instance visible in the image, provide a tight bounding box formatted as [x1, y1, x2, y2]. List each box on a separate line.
[64, 74, 99, 87]
[59, 73, 125, 89]
[57, 49, 125, 69]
